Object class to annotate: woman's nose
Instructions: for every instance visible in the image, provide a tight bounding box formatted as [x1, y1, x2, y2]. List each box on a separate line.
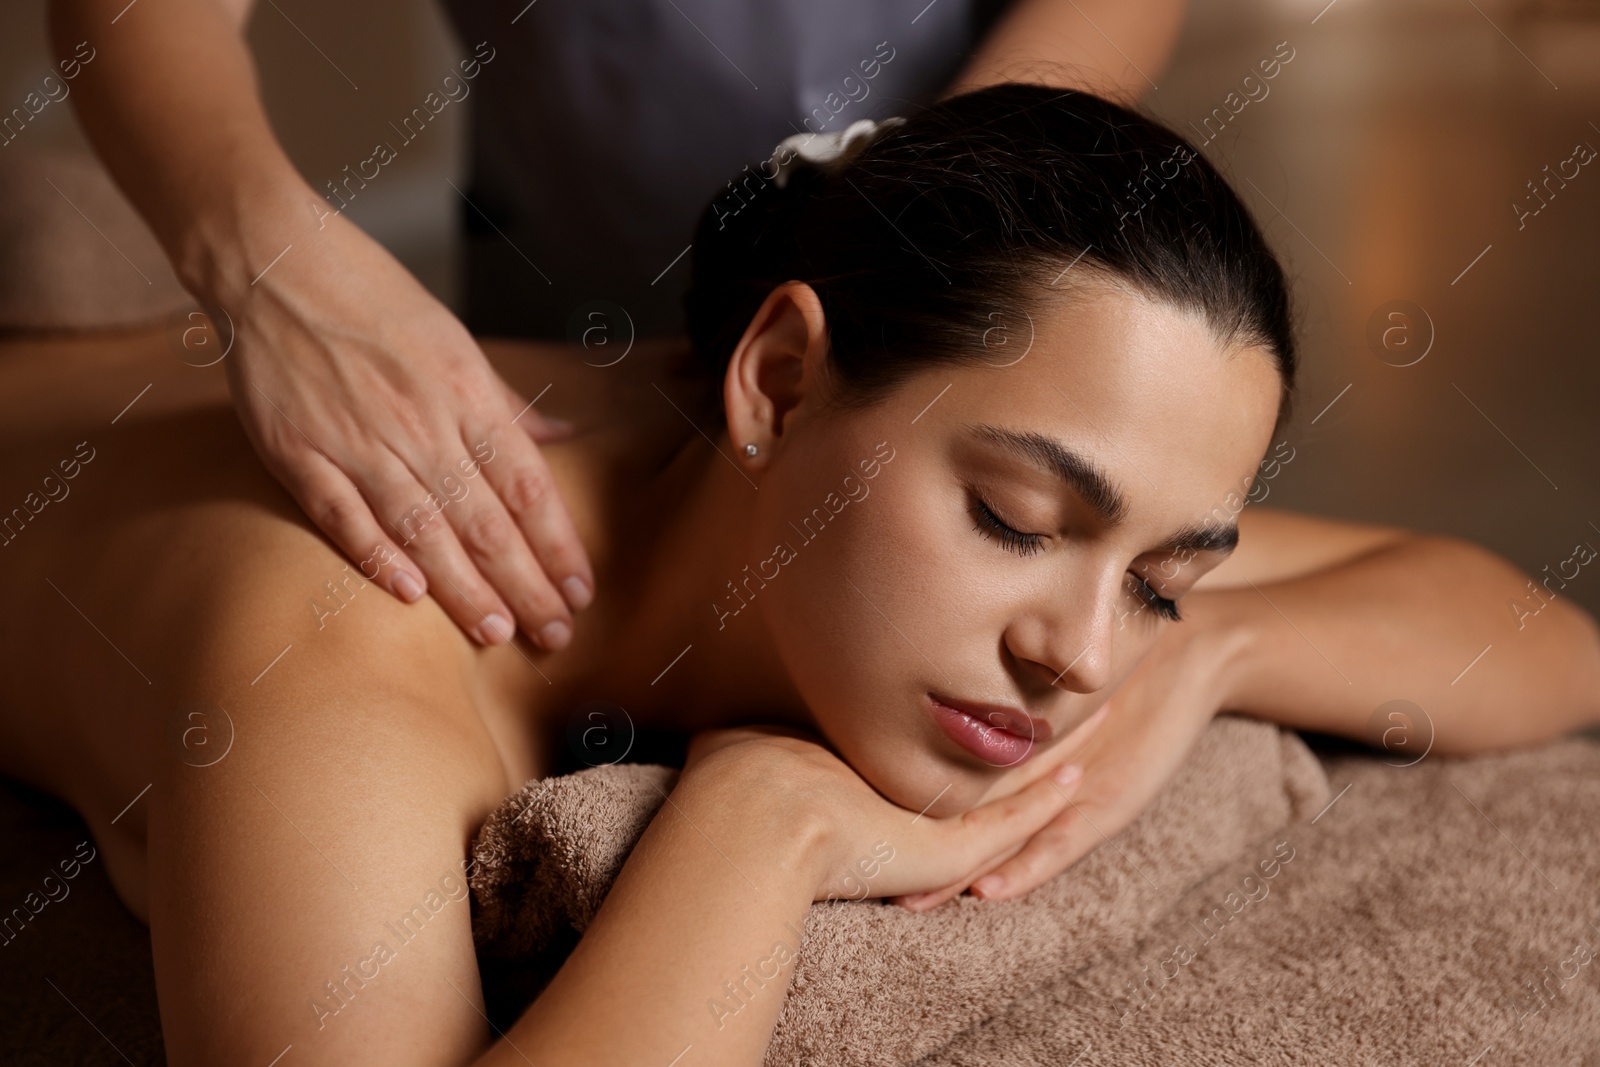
[1008, 569, 1120, 694]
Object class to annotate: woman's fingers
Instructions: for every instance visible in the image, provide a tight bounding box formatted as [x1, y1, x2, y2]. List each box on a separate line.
[893, 842, 1027, 911]
[967, 808, 1093, 901]
[943, 762, 1085, 876]
[903, 813, 1087, 909]
[892, 880, 970, 912]
[892, 707, 1112, 910]
[897, 769, 1084, 911]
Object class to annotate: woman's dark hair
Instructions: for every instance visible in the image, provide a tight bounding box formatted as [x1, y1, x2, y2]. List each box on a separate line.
[682, 83, 1296, 430]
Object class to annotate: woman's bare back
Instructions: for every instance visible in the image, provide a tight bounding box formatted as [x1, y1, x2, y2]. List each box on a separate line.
[0, 323, 695, 936]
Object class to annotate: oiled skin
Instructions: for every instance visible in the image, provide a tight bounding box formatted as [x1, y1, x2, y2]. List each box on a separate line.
[0, 325, 703, 1061]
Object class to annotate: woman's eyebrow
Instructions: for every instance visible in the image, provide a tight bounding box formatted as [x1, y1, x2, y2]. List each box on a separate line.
[964, 423, 1239, 555]
[966, 423, 1128, 524]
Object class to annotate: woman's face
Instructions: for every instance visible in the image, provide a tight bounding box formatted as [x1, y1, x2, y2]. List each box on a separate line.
[740, 282, 1283, 815]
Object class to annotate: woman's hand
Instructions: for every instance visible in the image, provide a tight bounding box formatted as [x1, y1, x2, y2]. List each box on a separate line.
[894, 608, 1252, 910]
[681, 725, 1095, 903]
[213, 202, 595, 650]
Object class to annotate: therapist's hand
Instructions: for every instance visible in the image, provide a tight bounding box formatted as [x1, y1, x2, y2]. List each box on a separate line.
[218, 203, 594, 649]
[49, 0, 590, 648]
[892, 601, 1250, 909]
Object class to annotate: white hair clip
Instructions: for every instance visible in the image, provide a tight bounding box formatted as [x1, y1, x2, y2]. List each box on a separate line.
[768, 116, 908, 189]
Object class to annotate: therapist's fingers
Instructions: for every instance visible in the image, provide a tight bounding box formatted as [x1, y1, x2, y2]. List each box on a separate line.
[263, 445, 429, 607]
[466, 418, 596, 620]
[358, 447, 537, 646]
[416, 435, 579, 652]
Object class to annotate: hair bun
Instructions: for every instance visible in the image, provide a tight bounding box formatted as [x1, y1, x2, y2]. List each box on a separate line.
[684, 140, 830, 376]
[683, 83, 1296, 430]
[768, 117, 908, 189]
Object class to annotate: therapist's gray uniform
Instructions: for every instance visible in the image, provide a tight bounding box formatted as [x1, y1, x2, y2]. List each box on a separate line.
[441, 0, 1007, 342]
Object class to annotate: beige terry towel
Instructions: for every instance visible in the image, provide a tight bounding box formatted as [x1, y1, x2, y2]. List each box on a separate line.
[919, 735, 1600, 1066]
[471, 719, 1600, 1062]
[469, 713, 1331, 1065]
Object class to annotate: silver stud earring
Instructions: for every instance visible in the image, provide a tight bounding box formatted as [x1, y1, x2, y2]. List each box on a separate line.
[744, 443, 758, 456]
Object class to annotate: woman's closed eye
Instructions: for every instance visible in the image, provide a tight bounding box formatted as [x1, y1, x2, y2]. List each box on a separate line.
[1127, 571, 1182, 622]
[967, 491, 1047, 557]
[967, 487, 1183, 622]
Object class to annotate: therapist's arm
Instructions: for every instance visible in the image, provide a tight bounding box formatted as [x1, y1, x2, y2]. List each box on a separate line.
[48, 0, 595, 651]
[945, 0, 1188, 101]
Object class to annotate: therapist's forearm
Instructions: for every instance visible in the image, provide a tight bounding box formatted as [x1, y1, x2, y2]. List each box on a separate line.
[945, 0, 1187, 101]
[49, 0, 306, 304]
[1189, 535, 1600, 755]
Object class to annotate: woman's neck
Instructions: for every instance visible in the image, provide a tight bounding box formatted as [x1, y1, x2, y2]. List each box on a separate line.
[546, 415, 812, 739]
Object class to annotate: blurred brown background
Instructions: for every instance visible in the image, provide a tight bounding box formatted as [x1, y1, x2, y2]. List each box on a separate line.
[7, 0, 1595, 621]
[1150, 0, 1600, 633]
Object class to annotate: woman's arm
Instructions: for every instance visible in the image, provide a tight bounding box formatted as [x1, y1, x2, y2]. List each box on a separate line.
[481, 762, 825, 1066]
[902, 506, 1600, 908]
[1189, 506, 1600, 754]
[478, 729, 1087, 1066]
[943, 0, 1188, 101]
[146, 555, 811, 1067]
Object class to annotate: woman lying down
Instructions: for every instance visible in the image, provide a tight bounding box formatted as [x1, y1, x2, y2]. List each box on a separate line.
[2, 84, 1597, 1067]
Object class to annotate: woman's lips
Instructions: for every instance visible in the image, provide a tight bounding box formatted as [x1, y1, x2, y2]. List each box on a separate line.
[925, 692, 1052, 767]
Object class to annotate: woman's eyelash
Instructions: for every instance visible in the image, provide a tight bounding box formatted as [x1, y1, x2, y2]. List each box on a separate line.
[968, 494, 1047, 557]
[1128, 572, 1183, 622]
[967, 491, 1183, 621]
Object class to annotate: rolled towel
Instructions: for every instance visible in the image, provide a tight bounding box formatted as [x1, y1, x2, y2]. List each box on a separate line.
[468, 713, 1330, 1066]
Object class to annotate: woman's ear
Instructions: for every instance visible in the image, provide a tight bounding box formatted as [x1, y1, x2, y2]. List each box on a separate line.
[723, 281, 831, 468]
